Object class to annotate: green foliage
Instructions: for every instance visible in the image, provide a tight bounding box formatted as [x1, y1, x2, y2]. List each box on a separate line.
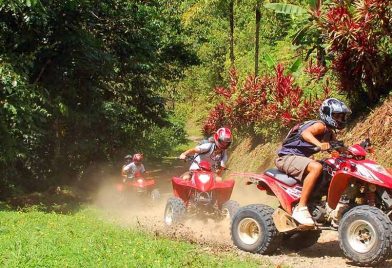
[264, 3, 307, 15]
[0, 0, 196, 196]
[3, 0, 390, 197]
[0, 209, 266, 267]
[141, 115, 187, 159]
[0, 60, 50, 195]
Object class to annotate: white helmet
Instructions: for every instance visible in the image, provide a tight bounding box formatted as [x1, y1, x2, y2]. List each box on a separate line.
[319, 98, 351, 129]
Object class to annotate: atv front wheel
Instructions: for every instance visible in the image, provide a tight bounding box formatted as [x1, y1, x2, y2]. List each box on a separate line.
[150, 189, 160, 202]
[221, 200, 239, 219]
[164, 197, 186, 226]
[231, 204, 281, 254]
[282, 230, 321, 250]
[339, 205, 392, 266]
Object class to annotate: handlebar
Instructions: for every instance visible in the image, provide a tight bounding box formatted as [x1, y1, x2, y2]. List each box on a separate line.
[179, 155, 226, 171]
[360, 138, 372, 150]
[329, 140, 346, 152]
[312, 147, 321, 153]
[313, 140, 346, 154]
[314, 138, 373, 157]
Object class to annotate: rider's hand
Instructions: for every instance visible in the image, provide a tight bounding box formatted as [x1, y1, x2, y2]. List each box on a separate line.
[319, 142, 330, 151]
[179, 153, 187, 160]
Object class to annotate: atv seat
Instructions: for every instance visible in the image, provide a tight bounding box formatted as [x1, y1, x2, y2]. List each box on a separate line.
[264, 168, 298, 186]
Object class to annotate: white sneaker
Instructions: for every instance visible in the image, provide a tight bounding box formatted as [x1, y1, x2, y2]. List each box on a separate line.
[292, 206, 315, 226]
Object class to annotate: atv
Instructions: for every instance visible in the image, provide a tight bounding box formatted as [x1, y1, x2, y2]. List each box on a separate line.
[116, 173, 160, 202]
[164, 157, 239, 226]
[231, 139, 392, 266]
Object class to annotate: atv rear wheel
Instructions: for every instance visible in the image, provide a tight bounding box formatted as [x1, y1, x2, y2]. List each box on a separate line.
[282, 230, 321, 250]
[164, 197, 186, 226]
[231, 204, 281, 254]
[338, 205, 392, 266]
[221, 200, 239, 219]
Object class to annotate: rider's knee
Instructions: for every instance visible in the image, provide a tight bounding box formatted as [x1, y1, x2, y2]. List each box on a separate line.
[181, 171, 192, 180]
[308, 161, 323, 174]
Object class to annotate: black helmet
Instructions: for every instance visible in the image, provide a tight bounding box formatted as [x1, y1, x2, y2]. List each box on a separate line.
[319, 98, 351, 129]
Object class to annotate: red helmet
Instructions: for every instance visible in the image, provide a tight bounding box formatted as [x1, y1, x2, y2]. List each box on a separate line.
[132, 153, 143, 164]
[213, 127, 233, 149]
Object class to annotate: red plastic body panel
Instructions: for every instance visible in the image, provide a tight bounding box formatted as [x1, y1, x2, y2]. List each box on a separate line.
[327, 158, 392, 208]
[115, 177, 156, 192]
[347, 144, 367, 157]
[172, 170, 235, 207]
[231, 172, 299, 213]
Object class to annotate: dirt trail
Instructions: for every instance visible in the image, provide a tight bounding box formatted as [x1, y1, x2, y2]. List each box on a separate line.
[93, 158, 392, 268]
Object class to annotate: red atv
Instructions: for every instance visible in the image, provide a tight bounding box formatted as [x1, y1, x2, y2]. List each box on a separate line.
[164, 157, 239, 226]
[116, 172, 160, 202]
[231, 139, 392, 266]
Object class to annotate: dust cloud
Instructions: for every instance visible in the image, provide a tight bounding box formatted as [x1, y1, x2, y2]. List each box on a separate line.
[90, 168, 392, 268]
[92, 178, 234, 249]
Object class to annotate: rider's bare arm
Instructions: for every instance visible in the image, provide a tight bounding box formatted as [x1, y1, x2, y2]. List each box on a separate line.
[180, 147, 201, 159]
[301, 122, 331, 151]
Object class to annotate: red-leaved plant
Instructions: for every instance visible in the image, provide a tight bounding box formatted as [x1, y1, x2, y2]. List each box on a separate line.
[320, 0, 392, 104]
[305, 59, 327, 81]
[203, 65, 329, 136]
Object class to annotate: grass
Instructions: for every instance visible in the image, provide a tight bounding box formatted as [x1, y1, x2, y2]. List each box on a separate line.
[0, 208, 268, 268]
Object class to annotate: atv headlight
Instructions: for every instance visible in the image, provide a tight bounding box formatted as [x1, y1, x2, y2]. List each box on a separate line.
[198, 174, 212, 183]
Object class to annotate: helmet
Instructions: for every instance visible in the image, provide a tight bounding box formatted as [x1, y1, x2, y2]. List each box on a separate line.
[319, 98, 351, 129]
[132, 153, 143, 164]
[124, 154, 133, 163]
[213, 127, 233, 149]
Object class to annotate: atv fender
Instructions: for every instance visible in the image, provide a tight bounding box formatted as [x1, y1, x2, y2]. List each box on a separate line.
[327, 171, 351, 209]
[231, 172, 297, 213]
[328, 169, 392, 209]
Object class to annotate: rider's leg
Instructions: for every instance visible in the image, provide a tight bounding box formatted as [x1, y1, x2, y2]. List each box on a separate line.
[180, 171, 192, 180]
[292, 161, 322, 226]
[298, 161, 323, 207]
[276, 155, 322, 226]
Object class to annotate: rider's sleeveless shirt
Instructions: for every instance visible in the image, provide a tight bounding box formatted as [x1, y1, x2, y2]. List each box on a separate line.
[277, 120, 333, 157]
[189, 143, 227, 171]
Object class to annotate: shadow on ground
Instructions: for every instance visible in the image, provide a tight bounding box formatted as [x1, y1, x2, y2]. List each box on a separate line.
[4, 186, 86, 214]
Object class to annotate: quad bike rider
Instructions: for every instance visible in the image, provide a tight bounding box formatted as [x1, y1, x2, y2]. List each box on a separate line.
[231, 99, 392, 266]
[275, 98, 351, 227]
[164, 128, 239, 225]
[117, 153, 160, 201]
[179, 127, 233, 181]
[122, 153, 146, 181]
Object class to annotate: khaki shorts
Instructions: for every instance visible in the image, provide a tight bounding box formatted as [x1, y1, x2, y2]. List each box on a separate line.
[275, 155, 312, 181]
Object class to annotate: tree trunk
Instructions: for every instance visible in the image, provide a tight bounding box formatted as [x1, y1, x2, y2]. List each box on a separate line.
[229, 0, 235, 67]
[255, 2, 261, 75]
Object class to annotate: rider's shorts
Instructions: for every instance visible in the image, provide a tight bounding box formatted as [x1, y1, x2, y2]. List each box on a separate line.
[275, 155, 313, 181]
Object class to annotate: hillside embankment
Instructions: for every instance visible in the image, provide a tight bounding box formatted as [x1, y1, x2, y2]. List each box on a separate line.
[229, 96, 392, 174]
